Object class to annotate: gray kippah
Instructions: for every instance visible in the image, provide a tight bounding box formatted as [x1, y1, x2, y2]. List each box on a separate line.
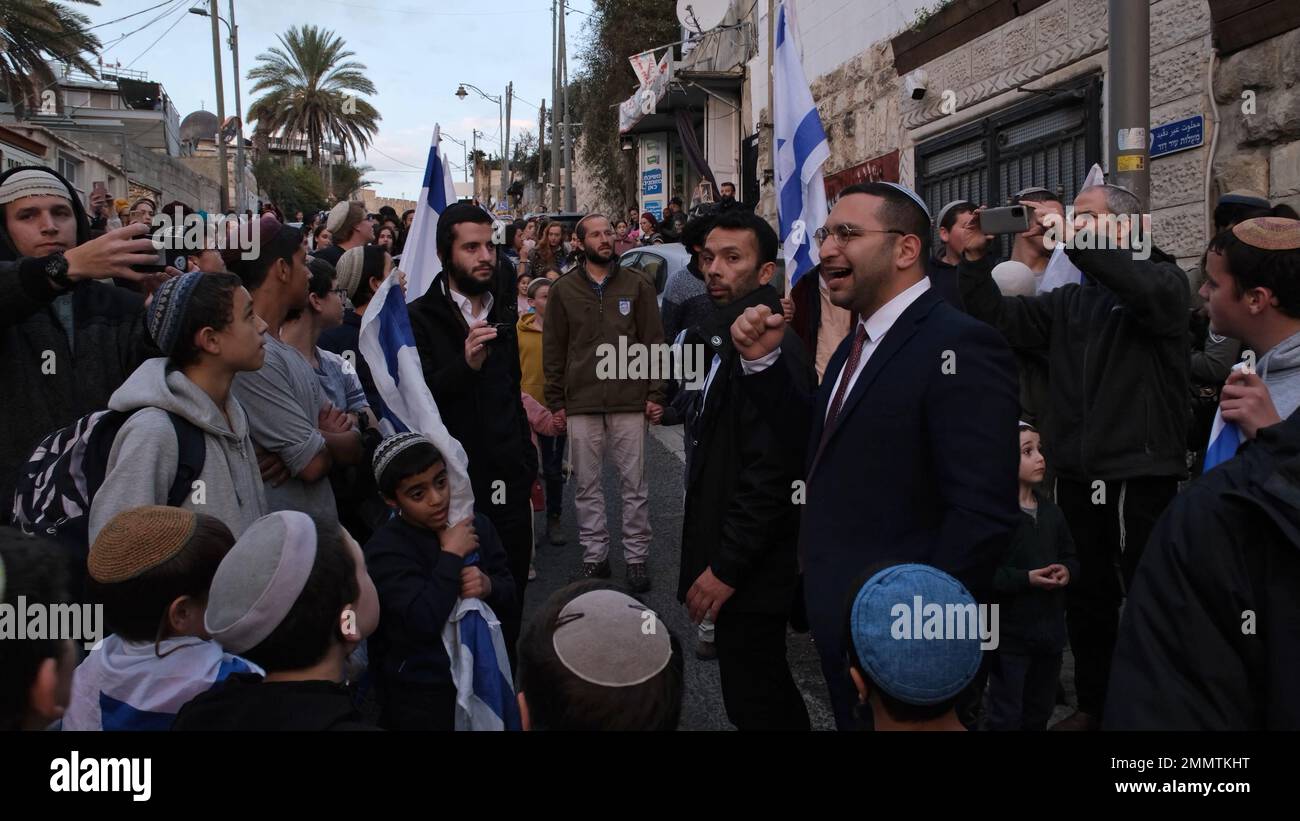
[205, 511, 318, 654]
[552, 589, 673, 687]
[372, 432, 433, 486]
[935, 199, 973, 228]
[0, 168, 71, 206]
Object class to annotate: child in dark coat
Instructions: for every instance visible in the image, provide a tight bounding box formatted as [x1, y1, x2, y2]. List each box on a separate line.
[985, 423, 1079, 731]
[363, 433, 516, 730]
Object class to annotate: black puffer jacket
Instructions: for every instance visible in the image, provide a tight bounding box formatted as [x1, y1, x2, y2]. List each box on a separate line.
[0, 165, 153, 513]
[1105, 413, 1300, 730]
[960, 245, 1190, 482]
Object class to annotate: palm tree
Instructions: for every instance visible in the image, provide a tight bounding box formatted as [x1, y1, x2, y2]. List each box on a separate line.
[246, 25, 380, 168]
[0, 0, 102, 117]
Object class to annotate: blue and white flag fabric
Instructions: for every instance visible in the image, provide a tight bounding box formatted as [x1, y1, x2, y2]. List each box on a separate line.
[1203, 362, 1250, 472]
[401, 125, 460, 303]
[62, 635, 261, 731]
[442, 555, 520, 732]
[774, 0, 830, 289]
[358, 268, 475, 524]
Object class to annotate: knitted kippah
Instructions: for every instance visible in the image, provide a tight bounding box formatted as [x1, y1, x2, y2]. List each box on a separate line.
[0, 168, 71, 206]
[146, 270, 205, 355]
[935, 199, 972, 228]
[1220, 190, 1270, 209]
[527, 277, 551, 298]
[1232, 217, 1300, 251]
[89, 506, 198, 584]
[335, 246, 366, 300]
[373, 432, 434, 486]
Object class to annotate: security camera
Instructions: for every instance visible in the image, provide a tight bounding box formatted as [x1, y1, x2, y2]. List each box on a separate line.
[903, 69, 929, 101]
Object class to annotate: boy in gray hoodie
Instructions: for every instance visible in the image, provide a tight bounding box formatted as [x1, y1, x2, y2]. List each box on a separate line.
[89, 272, 269, 541]
[1200, 218, 1300, 443]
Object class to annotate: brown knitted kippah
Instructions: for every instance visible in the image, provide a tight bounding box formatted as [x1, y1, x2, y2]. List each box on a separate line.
[1232, 217, 1300, 251]
[88, 506, 198, 583]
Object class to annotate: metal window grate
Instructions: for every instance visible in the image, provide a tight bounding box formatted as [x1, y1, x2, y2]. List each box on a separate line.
[917, 77, 1101, 256]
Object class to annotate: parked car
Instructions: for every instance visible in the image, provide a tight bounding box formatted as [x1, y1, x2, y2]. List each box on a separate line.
[618, 243, 690, 308]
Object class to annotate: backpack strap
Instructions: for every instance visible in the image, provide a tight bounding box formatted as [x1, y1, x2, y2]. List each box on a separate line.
[166, 413, 207, 508]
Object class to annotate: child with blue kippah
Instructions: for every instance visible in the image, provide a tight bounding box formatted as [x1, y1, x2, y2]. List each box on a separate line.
[843, 563, 982, 731]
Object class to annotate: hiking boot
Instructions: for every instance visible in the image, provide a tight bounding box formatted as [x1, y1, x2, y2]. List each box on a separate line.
[1049, 710, 1098, 731]
[581, 558, 611, 579]
[696, 639, 717, 661]
[547, 513, 566, 545]
[626, 563, 651, 593]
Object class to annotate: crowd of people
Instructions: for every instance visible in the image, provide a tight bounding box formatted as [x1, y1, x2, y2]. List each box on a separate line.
[2, 158, 1299, 732]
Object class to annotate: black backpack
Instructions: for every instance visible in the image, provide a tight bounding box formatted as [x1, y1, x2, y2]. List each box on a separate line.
[12, 408, 206, 549]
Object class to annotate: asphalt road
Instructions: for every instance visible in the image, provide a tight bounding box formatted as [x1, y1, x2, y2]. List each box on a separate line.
[521, 424, 837, 731]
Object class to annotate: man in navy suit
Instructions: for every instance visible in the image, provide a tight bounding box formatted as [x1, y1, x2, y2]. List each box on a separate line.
[730, 182, 1021, 729]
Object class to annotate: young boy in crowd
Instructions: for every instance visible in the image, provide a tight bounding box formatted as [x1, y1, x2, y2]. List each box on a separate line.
[843, 564, 983, 731]
[89, 271, 270, 543]
[518, 276, 567, 547]
[0, 531, 78, 730]
[172, 511, 380, 731]
[516, 580, 683, 731]
[986, 423, 1077, 730]
[63, 507, 262, 730]
[363, 433, 517, 730]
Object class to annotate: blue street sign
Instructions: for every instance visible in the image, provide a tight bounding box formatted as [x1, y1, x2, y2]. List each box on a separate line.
[1150, 115, 1204, 159]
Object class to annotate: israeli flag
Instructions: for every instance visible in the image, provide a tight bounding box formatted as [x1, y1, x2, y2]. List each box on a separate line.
[1203, 362, 1250, 472]
[401, 125, 460, 303]
[443, 557, 522, 732]
[774, 0, 829, 289]
[358, 268, 474, 525]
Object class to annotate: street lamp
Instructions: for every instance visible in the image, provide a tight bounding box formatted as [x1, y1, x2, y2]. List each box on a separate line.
[455, 81, 512, 210]
[189, 3, 245, 212]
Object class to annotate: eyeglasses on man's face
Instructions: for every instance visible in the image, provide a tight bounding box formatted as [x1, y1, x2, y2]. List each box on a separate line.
[813, 223, 906, 247]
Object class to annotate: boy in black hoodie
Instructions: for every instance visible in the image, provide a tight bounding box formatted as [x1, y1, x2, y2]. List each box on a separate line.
[985, 423, 1078, 730]
[363, 433, 516, 730]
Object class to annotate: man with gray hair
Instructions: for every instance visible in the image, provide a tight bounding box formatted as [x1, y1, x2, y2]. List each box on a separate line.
[0, 165, 159, 518]
[958, 182, 1190, 731]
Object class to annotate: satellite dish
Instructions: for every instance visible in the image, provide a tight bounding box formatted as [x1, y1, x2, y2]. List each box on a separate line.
[677, 0, 728, 34]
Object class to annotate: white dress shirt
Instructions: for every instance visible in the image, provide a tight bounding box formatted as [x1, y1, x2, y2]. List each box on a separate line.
[742, 277, 932, 422]
[449, 287, 494, 326]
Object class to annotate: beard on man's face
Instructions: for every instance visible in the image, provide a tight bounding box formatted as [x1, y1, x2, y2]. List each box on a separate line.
[448, 261, 494, 295]
[584, 245, 614, 265]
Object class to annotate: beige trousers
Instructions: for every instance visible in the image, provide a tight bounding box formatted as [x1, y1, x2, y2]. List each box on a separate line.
[567, 412, 652, 564]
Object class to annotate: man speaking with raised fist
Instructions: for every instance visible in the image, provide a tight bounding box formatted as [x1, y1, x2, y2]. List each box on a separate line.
[730, 182, 1020, 729]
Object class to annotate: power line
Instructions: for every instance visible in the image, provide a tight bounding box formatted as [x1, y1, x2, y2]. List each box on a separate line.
[98, 0, 191, 56]
[311, 0, 548, 16]
[123, 2, 193, 69]
[366, 145, 425, 170]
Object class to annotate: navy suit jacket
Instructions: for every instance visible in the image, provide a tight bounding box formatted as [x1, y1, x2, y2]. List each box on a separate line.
[744, 286, 1021, 662]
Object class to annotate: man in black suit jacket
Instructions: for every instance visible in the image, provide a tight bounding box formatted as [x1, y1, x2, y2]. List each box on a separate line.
[731, 182, 1021, 729]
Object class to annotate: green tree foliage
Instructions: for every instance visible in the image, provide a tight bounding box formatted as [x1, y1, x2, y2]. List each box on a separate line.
[570, 0, 678, 208]
[0, 0, 102, 116]
[253, 158, 327, 217]
[246, 25, 381, 167]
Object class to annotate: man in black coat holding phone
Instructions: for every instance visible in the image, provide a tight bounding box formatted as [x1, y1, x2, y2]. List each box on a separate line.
[407, 203, 537, 657]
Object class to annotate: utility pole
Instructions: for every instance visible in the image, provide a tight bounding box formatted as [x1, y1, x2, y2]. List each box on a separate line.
[560, 0, 574, 211]
[539, 98, 547, 202]
[472, 129, 478, 199]
[228, 0, 245, 212]
[505, 81, 513, 213]
[1108, 0, 1150, 210]
[550, 0, 561, 211]
[208, 0, 228, 211]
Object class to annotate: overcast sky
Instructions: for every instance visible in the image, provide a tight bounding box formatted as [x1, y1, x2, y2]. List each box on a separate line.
[81, 0, 597, 199]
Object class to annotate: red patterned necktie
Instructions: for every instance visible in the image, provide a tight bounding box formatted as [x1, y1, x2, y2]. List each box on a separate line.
[824, 324, 869, 433]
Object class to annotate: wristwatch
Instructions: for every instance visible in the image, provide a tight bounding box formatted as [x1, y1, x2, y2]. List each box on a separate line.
[44, 252, 73, 288]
